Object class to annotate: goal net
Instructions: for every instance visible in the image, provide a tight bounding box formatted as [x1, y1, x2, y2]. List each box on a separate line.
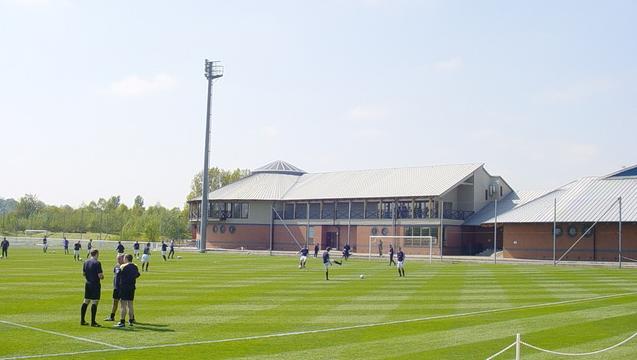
[369, 235, 438, 262]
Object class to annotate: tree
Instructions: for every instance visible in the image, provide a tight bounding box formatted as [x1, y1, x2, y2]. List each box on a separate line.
[0, 198, 17, 214]
[16, 194, 45, 219]
[186, 167, 250, 200]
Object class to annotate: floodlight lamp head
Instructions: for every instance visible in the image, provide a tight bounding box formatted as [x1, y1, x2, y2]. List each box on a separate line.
[204, 59, 224, 80]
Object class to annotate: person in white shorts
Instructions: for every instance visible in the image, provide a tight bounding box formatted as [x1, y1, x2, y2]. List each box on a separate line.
[298, 245, 309, 269]
[141, 242, 151, 272]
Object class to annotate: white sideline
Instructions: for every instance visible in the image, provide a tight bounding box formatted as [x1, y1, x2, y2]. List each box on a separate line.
[0, 320, 124, 350]
[521, 332, 637, 356]
[1, 291, 636, 360]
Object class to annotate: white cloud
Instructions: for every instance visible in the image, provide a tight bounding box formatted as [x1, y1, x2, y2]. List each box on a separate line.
[110, 73, 176, 97]
[433, 56, 464, 72]
[262, 125, 279, 138]
[347, 105, 386, 122]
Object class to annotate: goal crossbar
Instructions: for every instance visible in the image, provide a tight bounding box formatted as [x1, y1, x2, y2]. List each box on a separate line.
[369, 235, 437, 263]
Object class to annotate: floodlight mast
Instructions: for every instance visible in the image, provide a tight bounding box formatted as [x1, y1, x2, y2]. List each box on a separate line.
[199, 59, 224, 253]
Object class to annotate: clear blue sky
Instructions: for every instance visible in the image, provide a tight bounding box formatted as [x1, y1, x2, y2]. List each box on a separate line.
[1, 0, 635, 209]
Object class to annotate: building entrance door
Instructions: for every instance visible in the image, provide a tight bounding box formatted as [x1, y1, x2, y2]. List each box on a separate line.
[326, 232, 338, 249]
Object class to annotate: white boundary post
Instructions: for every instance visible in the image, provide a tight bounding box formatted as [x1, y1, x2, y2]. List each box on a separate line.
[515, 333, 521, 360]
[429, 236, 433, 264]
[619, 196, 622, 269]
[439, 200, 443, 262]
[494, 198, 498, 265]
[553, 198, 557, 266]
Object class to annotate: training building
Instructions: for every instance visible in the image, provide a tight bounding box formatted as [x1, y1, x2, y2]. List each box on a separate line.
[188, 160, 513, 255]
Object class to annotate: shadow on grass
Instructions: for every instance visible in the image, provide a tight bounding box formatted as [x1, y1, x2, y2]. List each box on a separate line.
[106, 323, 174, 332]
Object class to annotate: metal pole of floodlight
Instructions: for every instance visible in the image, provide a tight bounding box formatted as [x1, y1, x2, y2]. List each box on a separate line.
[199, 59, 224, 253]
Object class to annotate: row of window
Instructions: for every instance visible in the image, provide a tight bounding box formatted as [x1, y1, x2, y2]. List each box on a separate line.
[553, 224, 594, 238]
[275, 200, 444, 220]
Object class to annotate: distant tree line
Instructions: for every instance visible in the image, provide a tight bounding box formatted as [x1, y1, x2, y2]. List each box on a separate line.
[0, 167, 249, 241]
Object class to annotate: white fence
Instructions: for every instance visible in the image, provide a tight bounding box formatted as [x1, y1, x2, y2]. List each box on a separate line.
[0, 237, 194, 251]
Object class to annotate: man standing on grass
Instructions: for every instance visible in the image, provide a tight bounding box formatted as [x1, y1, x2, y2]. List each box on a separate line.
[73, 241, 82, 261]
[377, 239, 383, 258]
[313, 243, 319, 258]
[116, 254, 140, 328]
[298, 245, 309, 269]
[104, 254, 124, 322]
[322, 247, 342, 280]
[63, 237, 69, 255]
[161, 241, 168, 261]
[81, 249, 104, 327]
[133, 241, 140, 259]
[397, 247, 405, 277]
[87, 239, 93, 259]
[168, 239, 175, 259]
[141, 242, 151, 272]
[42, 236, 48, 253]
[342, 243, 351, 261]
[388, 244, 396, 266]
[1, 237, 9, 258]
[116, 241, 125, 255]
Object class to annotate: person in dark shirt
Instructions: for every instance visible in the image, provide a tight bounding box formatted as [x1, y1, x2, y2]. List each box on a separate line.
[116, 241, 125, 254]
[63, 237, 69, 255]
[342, 244, 351, 261]
[42, 236, 48, 253]
[298, 245, 309, 269]
[73, 241, 82, 261]
[86, 239, 93, 258]
[141, 242, 151, 272]
[81, 249, 104, 327]
[377, 239, 383, 257]
[313, 244, 319, 258]
[397, 247, 405, 277]
[116, 254, 140, 327]
[133, 241, 140, 259]
[322, 247, 332, 280]
[104, 254, 125, 322]
[161, 241, 168, 261]
[168, 240, 175, 259]
[388, 244, 396, 266]
[1, 237, 9, 258]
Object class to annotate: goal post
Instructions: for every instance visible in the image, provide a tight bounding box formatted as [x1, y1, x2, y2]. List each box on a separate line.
[369, 235, 438, 263]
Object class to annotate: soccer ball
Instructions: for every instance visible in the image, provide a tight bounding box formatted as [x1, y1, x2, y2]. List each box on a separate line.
[359, 274, 365, 279]
[299, 265, 302, 269]
[79, 257, 82, 261]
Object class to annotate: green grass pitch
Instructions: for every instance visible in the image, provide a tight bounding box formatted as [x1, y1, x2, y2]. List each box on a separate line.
[1, 249, 637, 359]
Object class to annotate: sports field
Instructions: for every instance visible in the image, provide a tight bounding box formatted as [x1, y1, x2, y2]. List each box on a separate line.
[1, 249, 637, 359]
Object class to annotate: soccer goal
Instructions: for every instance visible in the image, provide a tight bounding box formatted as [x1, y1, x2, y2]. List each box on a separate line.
[369, 235, 437, 263]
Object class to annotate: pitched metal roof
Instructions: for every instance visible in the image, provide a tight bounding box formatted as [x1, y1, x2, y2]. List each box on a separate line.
[481, 174, 637, 223]
[464, 190, 547, 226]
[252, 160, 306, 175]
[206, 162, 483, 201]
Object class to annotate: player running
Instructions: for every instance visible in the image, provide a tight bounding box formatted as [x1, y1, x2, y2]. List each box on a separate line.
[322, 247, 342, 280]
[168, 240, 175, 259]
[161, 241, 168, 261]
[73, 241, 82, 261]
[397, 247, 405, 277]
[298, 245, 309, 269]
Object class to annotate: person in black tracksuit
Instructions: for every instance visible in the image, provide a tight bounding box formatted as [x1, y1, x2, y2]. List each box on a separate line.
[397, 247, 405, 277]
[1, 238, 9, 258]
[389, 244, 396, 266]
[81, 250, 104, 327]
[116, 254, 140, 328]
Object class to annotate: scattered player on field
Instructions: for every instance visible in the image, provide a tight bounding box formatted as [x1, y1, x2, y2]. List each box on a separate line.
[1, 237, 9, 258]
[397, 247, 405, 277]
[133, 241, 140, 259]
[86, 239, 93, 258]
[116, 254, 140, 328]
[168, 239, 175, 259]
[298, 245, 309, 269]
[322, 247, 341, 280]
[63, 237, 69, 255]
[105, 254, 125, 322]
[377, 239, 383, 257]
[81, 249, 104, 327]
[313, 243, 319, 258]
[342, 243, 351, 261]
[388, 244, 396, 266]
[42, 236, 48, 253]
[161, 240, 168, 261]
[74, 240, 82, 261]
[141, 242, 151, 272]
[116, 241, 125, 255]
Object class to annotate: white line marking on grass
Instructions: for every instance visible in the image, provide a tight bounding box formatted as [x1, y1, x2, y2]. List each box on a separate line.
[1, 291, 635, 360]
[0, 320, 124, 350]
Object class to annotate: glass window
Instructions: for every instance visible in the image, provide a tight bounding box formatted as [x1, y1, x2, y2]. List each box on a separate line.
[381, 201, 394, 219]
[350, 202, 364, 219]
[397, 201, 413, 218]
[211, 202, 222, 218]
[232, 203, 242, 218]
[322, 202, 335, 219]
[294, 203, 307, 219]
[284, 203, 295, 219]
[241, 203, 249, 218]
[365, 202, 379, 219]
[336, 202, 349, 219]
[272, 202, 284, 220]
[222, 203, 232, 218]
[309, 203, 321, 219]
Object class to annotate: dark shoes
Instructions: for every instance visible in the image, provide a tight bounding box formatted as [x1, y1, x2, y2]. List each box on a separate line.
[81, 321, 89, 326]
